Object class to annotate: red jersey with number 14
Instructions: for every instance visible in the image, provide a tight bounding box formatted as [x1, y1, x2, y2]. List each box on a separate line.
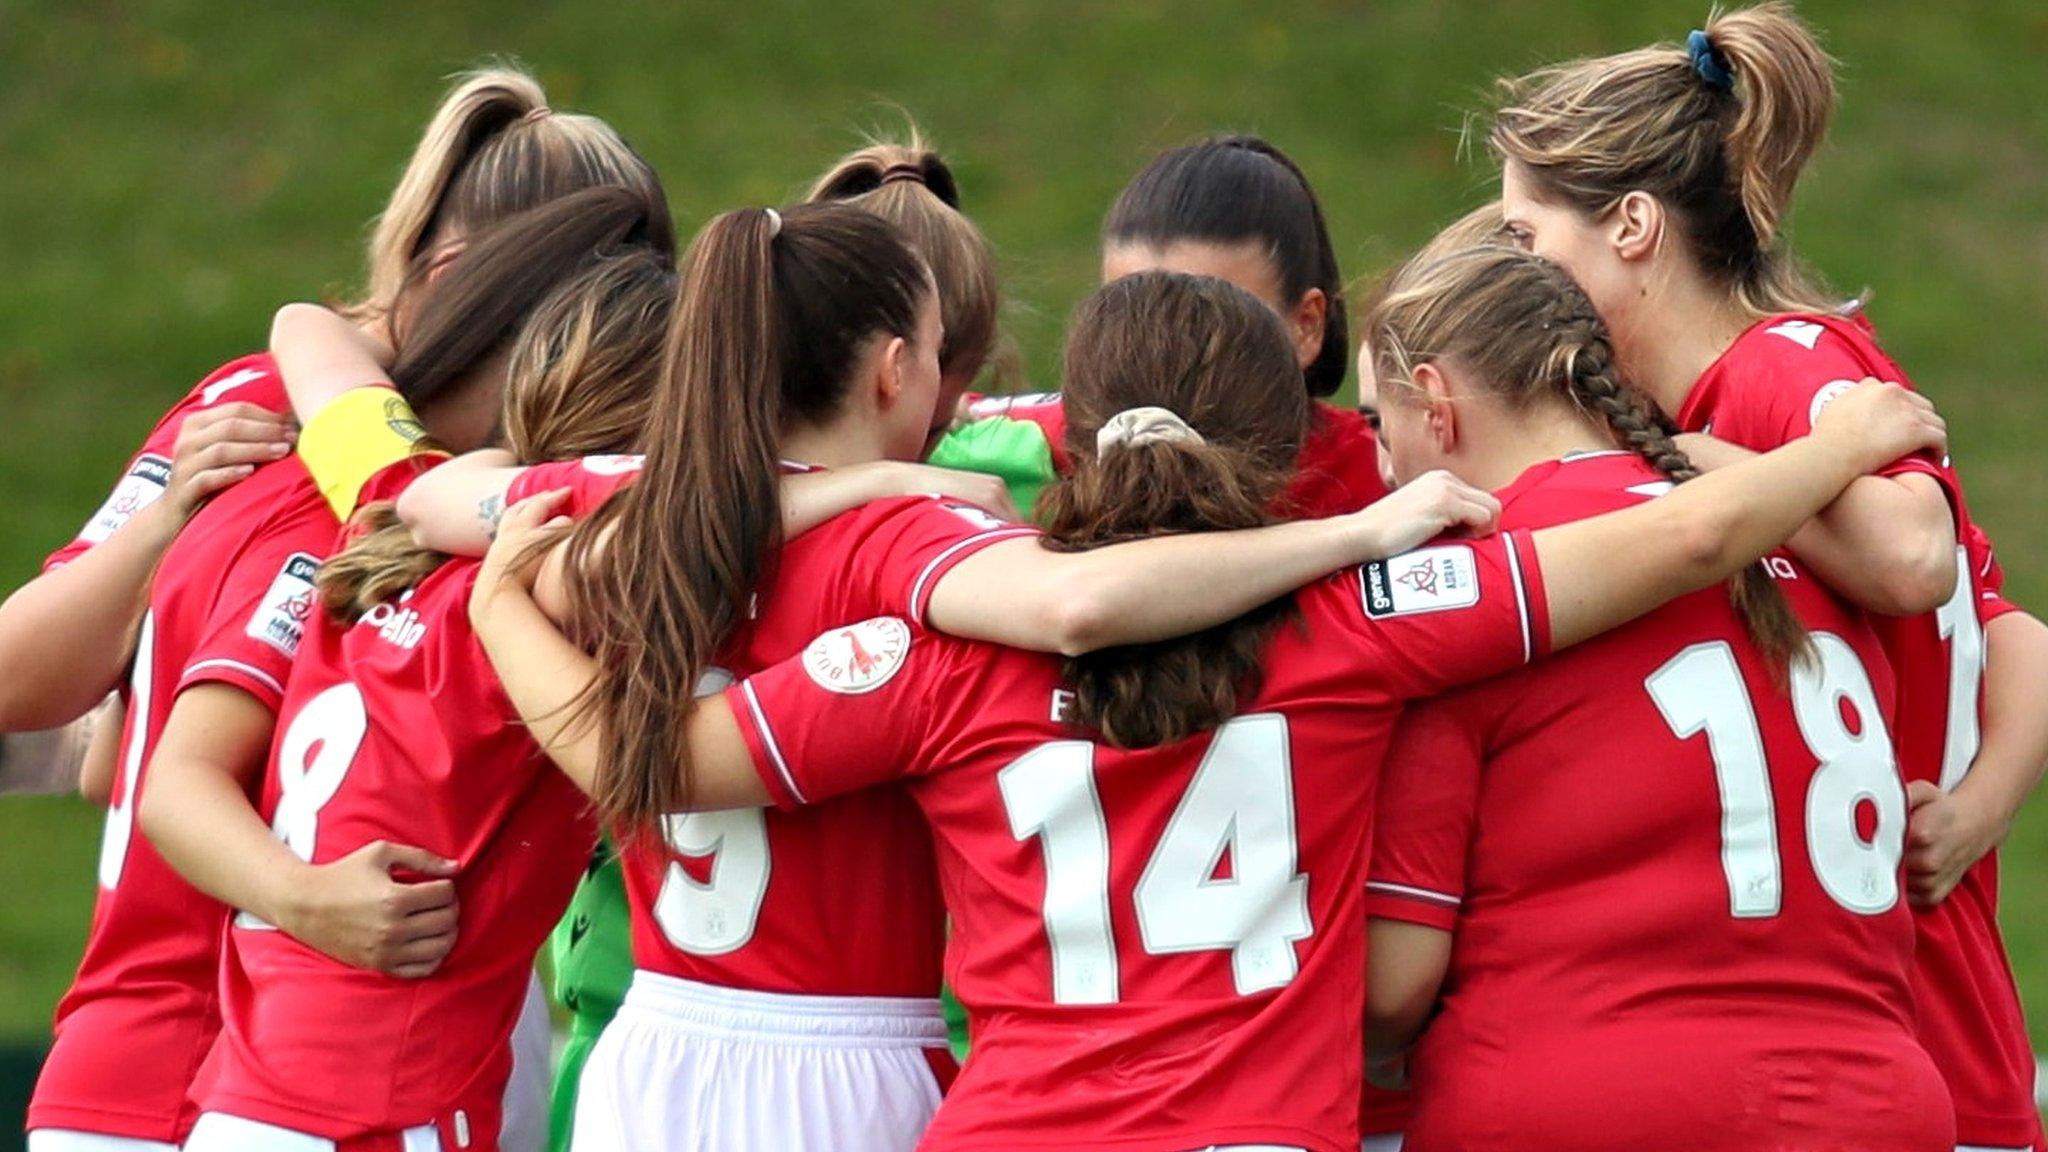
[1678, 312, 2037, 1149]
[28, 358, 336, 1144]
[509, 456, 1036, 1000]
[1368, 451, 1948, 1152]
[726, 529, 1549, 1152]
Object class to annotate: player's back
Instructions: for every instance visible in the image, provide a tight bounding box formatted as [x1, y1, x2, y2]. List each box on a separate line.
[204, 558, 592, 1144]
[1370, 452, 1948, 1152]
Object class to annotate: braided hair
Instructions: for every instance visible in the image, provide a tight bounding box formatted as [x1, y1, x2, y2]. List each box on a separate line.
[1368, 242, 1814, 674]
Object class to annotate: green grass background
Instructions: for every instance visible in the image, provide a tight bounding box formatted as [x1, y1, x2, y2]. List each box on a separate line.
[1, 0, 2044, 1123]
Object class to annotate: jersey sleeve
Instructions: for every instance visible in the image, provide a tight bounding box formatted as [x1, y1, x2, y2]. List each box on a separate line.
[506, 455, 643, 519]
[1964, 521, 2024, 624]
[847, 498, 1042, 626]
[724, 617, 940, 808]
[176, 515, 338, 712]
[1332, 529, 1549, 700]
[1365, 695, 1486, 930]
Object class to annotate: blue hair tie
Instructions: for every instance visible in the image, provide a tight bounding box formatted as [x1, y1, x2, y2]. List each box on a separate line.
[1687, 29, 1735, 92]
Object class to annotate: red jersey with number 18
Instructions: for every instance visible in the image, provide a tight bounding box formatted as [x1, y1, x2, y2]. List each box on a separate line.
[195, 546, 591, 1149]
[28, 359, 337, 1145]
[1367, 451, 1949, 1152]
[508, 457, 1036, 1001]
[724, 529, 1549, 1152]
[1677, 313, 2037, 1149]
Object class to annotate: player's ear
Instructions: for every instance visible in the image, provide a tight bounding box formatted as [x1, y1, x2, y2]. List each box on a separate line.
[1287, 287, 1327, 372]
[871, 335, 908, 412]
[423, 240, 466, 287]
[1612, 191, 1662, 265]
[1412, 361, 1459, 453]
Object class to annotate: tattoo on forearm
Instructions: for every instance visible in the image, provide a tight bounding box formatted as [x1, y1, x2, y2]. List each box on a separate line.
[479, 493, 505, 541]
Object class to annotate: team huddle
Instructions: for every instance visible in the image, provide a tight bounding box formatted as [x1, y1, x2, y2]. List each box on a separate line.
[8, 4, 2044, 1151]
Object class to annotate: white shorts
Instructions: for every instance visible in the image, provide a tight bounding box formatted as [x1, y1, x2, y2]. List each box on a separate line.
[26, 1132, 178, 1152]
[183, 1113, 440, 1152]
[500, 971, 553, 1152]
[572, 970, 947, 1152]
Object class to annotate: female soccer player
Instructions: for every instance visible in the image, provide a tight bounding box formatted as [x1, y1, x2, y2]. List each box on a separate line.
[472, 269, 1940, 1152]
[347, 203, 1501, 1152]
[1362, 244, 1951, 1152]
[140, 241, 676, 1152]
[1488, 8, 2048, 1146]
[23, 155, 671, 1152]
[930, 134, 1386, 517]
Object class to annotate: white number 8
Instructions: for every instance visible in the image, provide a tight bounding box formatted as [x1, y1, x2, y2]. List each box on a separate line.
[235, 682, 367, 930]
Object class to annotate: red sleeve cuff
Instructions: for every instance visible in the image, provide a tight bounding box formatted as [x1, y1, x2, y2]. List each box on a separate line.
[726, 681, 804, 811]
[1364, 880, 1462, 931]
[1980, 592, 2025, 626]
[178, 659, 287, 713]
[1508, 529, 1551, 662]
[905, 527, 1041, 624]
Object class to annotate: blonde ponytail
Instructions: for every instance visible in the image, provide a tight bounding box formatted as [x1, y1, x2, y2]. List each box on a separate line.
[1705, 4, 1837, 251]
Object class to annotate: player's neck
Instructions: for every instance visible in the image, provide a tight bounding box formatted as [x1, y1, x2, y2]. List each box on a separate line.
[1624, 270, 1756, 420]
[1457, 408, 1612, 492]
[777, 417, 891, 471]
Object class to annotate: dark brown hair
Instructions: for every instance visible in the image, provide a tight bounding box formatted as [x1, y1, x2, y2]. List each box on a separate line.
[350, 65, 669, 326]
[563, 203, 932, 837]
[1367, 243, 1814, 672]
[1490, 3, 1839, 316]
[1103, 135, 1350, 398]
[318, 199, 676, 620]
[808, 131, 1009, 389]
[1040, 271, 1309, 748]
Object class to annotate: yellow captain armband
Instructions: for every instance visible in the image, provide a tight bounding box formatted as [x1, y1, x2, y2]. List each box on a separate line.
[296, 386, 442, 521]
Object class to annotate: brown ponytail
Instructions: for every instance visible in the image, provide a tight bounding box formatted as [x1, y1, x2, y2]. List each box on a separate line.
[807, 131, 1010, 391]
[1040, 272, 1308, 748]
[1367, 243, 1814, 674]
[317, 206, 676, 623]
[1490, 3, 1838, 316]
[562, 203, 930, 838]
[350, 64, 670, 326]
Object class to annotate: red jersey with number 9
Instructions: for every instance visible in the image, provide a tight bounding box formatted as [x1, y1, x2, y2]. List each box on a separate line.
[1367, 451, 1950, 1152]
[724, 529, 1549, 1152]
[1677, 313, 2038, 1149]
[508, 457, 1037, 1001]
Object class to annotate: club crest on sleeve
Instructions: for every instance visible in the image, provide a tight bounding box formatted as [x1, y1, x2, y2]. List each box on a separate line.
[1360, 545, 1481, 619]
[246, 553, 321, 657]
[801, 617, 911, 695]
[1766, 320, 1825, 351]
[581, 454, 644, 476]
[78, 454, 173, 544]
[1807, 378, 1858, 428]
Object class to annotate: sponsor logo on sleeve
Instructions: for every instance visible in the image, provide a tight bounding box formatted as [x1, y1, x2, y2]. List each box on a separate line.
[1360, 545, 1482, 619]
[580, 454, 644, 476]
[78, 454, 173, 544]
[246, 553, 321, 657]
[1766, 320, 1825, 351]
[800, 616, 911, 695]
[1806, 378, 1859, 429]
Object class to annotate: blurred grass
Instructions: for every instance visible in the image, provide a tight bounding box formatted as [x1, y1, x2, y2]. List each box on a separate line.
[1, 0, 2044, 1060]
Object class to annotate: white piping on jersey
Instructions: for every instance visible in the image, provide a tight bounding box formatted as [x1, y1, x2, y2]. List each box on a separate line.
[740, 680, 804, 804]
[1504, 531, 1533, 664]
[1366, 880, 1461, 908]
[1556, 449, 1632, 462]
[183, 658, 285, 698]
[906, 528, 1039, 623]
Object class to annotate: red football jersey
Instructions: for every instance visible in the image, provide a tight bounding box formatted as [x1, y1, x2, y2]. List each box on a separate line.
[42, 353, 289, 573]
[30, 445, 340, 1141]
[197, 555, 591, 1148]
[509, 457, 1036, 1000]
[1678, 314, 2038, 1147]
[963, 393, 1389, 517]
[725, 530, 1548, 1152]
[1367, 451, 1950, 1152]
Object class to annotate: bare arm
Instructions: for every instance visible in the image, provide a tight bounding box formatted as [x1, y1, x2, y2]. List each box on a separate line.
[925, 471, 1501, 656]
[269, 303, 396, 426]
[393, 450, 524, 554]
[1365, 919, 1452, 1090]
[1539, 383, 1946, 652]
[77, 696, 122, 805]
[1676, 433, 1956, 616]
[139, 684, 461, 977]
[1904, 609, 2048, 906]
[0, 707, 103, 798]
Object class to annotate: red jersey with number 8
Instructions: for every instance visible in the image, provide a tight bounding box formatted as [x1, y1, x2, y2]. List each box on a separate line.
[725, 529, 1549, 1152]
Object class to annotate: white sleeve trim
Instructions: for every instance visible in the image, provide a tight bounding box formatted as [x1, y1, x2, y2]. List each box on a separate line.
[1504, 531, 1533, 664]
[182, 658, 284, 698]
[740, 680, 805, 805]
[906, 527, 1040, 622]
[1366, 880, 1462, 909]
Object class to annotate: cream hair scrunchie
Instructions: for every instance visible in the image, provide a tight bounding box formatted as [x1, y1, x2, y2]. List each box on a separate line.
[1094, 406, 1205, 459]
